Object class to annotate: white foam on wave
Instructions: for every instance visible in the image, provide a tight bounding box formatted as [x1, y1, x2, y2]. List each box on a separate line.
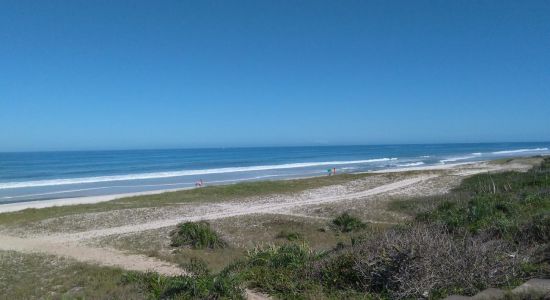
[396, 162, 425, 167]
[440, 155, 478, 164]
[492, 148, 549, 155]
[439, 152, 484, 164]
[0, 182, 190, 200]
[1, 174, 289, 200]
[0, 158, 397, 189]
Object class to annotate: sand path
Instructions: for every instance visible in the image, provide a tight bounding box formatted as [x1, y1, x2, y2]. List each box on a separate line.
[0, 234, 183, 276]
[46, 174, 438, 241]
[0, 174, 436, 276]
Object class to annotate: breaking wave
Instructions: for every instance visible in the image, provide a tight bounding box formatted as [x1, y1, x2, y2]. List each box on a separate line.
[0, 158, 397, 189]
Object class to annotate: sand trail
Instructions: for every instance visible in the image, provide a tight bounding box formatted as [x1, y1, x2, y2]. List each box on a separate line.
[49, 174, 437, 241]
[0, 234, 184, 276]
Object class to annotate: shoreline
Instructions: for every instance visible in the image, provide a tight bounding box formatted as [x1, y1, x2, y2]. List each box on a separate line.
[0, 187, 192, 213]
[0, 161, 479, 213]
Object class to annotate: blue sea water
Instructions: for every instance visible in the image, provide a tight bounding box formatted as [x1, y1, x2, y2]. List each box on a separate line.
[1, 142, 549, 204]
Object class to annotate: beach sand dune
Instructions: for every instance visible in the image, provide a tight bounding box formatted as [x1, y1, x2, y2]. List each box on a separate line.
[0, 159, 539, 279]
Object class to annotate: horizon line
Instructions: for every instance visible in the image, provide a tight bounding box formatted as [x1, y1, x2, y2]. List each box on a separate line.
[2, 140, 550, 154]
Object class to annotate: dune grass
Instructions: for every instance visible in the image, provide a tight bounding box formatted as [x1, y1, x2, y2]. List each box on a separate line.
[0, 250, 143, 300]
[418, 158, 550, 242]
[331, 212, 368, 233]
[170, 221, 228, 249]
[4, 157, 548, 299]
[126, 157, 550, 299]
[123, 268, 245, 300]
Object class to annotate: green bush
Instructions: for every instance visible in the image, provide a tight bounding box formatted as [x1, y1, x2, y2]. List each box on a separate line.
[332, 213, 367, 233]
[314, 251, 362, 290]
[123, 270, 244, 300]
[170, 222, 227, 249]
[419, 158, 550, 240]
[241, 243, 320, 297]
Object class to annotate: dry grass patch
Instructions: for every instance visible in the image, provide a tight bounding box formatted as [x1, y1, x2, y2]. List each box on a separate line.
[0, 250, 144, 300]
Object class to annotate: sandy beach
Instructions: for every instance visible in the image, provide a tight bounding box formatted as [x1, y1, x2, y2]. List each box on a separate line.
[0, 187, 193, 213]
[0, 156, 546, 299]
[0, 157, 538, 263]
[0, 158, 534, 214]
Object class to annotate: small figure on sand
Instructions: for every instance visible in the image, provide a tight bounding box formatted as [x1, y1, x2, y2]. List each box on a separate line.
[327, 168, 336, 176]
[195, 179, 203, 187]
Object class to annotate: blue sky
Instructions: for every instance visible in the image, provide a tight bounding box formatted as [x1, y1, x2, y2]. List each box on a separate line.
[1, 0, 549, 151]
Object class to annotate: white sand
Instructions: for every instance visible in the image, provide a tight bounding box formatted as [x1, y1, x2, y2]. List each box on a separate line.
[0, 187, 191, 213]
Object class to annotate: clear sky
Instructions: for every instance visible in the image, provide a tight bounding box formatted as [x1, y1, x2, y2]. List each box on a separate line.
[1, 1, 549, 151]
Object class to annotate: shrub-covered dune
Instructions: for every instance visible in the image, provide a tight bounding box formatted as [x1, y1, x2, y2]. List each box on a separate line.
[116, 157, 550, 299]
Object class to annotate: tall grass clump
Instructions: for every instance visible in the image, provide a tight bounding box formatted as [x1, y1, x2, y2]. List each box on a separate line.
[123, 269, 244, 300]
[170, 221, 227, 249]
[331, 212, 367, 232]
[241, 243, 320, 297]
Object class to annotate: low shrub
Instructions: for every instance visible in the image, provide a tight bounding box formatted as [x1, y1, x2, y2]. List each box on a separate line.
[123, 270, 244, 300]
[170, 221, 227, 249]
[241, 243, 320, 297]
[127, 158, 550, 299]
[314, 251, 362, 290]
[181, 257, 210, 276]
[518, 212, 550, 244]
[418, 160, 550, 240]
[331, 213, 367, 233]
[314, 225, 522, 299]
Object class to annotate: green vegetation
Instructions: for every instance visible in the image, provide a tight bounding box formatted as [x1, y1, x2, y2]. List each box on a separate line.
[0, 250, 143, 299]
[331, 212, 368, 233]
[3, 157, 548, 299]
[241, 243, 319, 297]
[92, 213, 352, 274]
[418, 158, 550, 243]
[171, 222, 227, 249]
[125, 157, 550, 299]
[123, 268, 244, 299]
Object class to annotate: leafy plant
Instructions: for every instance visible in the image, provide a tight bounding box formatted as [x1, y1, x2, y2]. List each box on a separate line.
[332, 213, 367, 233]
[170, 222, 227, 249]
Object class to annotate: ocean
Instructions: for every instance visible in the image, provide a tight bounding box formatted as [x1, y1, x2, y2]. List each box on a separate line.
[1, 142, 549, 204]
